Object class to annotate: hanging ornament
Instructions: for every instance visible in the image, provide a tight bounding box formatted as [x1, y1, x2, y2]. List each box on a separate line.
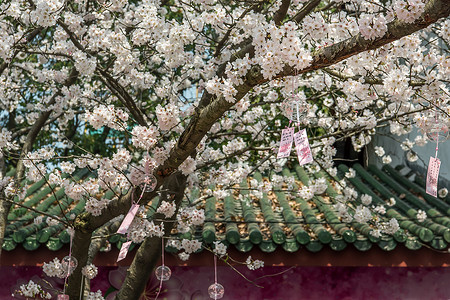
[155, 239, 169, 300]
[208, 283, 225, 299]
[142, 174, 157, 192]
[208, 255, 224, 299]
[61, 256, 78, 277]
[425, 121, 449, 142]
[280, 97, 308, 124]
[57, 295, 69, 300]
[155, 265, 171, 281]
[416, 108, 449, 142]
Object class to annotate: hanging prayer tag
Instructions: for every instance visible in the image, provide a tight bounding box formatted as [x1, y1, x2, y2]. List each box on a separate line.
[57, 295, 69, 300]
[426, 157, 441, 197]
[117, 204, 140, 235]
[117, 241, 132, 262]
[294, 129, 313, 166]
[277, 127, 295, 159]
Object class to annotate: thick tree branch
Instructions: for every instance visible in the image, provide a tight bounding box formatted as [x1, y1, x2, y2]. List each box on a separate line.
[292, 0, 322, 24]
[115, 171, 187, 300]
[66, 231, 92, 299]
[154, 0, 450, 191]
[274, 0, 291, 25]
[282, 0, 450, 78]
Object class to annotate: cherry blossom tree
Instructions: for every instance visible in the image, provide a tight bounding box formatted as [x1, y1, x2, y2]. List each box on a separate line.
[0, 0, 449, 298]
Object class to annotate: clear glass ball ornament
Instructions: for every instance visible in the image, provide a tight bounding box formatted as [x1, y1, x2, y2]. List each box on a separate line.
[208, 283, 225, 299]
[426, 121, 449, 142]
[155, 265, 171, 281]
[280, 98, 308, 123]
[61, 256, 78, 276]
[142, 174, 157, 192]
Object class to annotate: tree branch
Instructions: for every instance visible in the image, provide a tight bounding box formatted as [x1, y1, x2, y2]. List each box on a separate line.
[282, 0, 450, 77]
[0, 67, 78, 259]
[97, 68, 148, 126]
[115, 171, 187, 300]
[273, 0, 291, 25]
[0, 27, 43, 77]
[322, 68, 426, 86]
[292, 0, 321, 24]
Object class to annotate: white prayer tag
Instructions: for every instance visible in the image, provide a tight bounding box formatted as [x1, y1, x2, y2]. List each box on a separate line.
[426, 157, 441, 197]
[277, 127, 295, 159]
[117, 241, 132, 262]
[294, 129, 313, 166]
[117, 204, 140, 235]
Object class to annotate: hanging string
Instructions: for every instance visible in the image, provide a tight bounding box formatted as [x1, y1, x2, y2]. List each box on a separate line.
[435, 110, 439, 159]
[214, 255, 217, 285]
[154, 238, 164, 300]
[136, 182, 147, 205]
[214, 254, 218, 300]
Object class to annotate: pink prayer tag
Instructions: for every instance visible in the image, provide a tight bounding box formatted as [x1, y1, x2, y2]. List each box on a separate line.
[117, 241, 132, 262]
[294, 129, 313, 166]
[277, 127, 295, 159]
[58, 295, 69, 300]
[426, 156, 441, 197]
[117, 204, 140, 235]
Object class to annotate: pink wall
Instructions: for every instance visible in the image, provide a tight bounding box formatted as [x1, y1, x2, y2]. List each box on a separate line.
[2, 265, 450, 299]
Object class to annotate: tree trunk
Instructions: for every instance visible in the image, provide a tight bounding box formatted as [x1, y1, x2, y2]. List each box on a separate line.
[115, 171, 187, 300]
[66, 231, 92, 299]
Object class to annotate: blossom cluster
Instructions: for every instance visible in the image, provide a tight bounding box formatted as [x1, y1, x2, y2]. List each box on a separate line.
[86, 105, 129, 131]
[86, 290, 105, 300]
[127, 211, 165, 244]
[246, 256, 264, 270]
[82, 264, 99, 280]
[394, 0, 426, 23]
[42, 258, 65, 278]
[15, 280, 52, 299]
[157, 201, 177, 218]
[176, 207, 205, 233]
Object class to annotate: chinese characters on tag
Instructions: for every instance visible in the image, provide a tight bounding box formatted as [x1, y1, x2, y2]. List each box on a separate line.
[277, 127, 294, 159]
[294, 129, 313, 165]
[426, 156, 441, 197]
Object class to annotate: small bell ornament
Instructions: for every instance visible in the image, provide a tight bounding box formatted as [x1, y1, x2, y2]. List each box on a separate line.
[142, 174, 157, 192]
[281, 97, 308, 124]
[208, 283, 225, 299]
[426, 121, 449, 142]
[155, 265, 171, 281]
[61, 256, 78, 277]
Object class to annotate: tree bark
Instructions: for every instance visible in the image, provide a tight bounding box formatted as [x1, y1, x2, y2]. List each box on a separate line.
[66, 231, 92, 299]
[81, 219, 122, 298]
[115, 171, 187, 300]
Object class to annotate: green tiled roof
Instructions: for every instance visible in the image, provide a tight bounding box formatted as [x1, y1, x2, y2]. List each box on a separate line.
[3, 163, 450, 253]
